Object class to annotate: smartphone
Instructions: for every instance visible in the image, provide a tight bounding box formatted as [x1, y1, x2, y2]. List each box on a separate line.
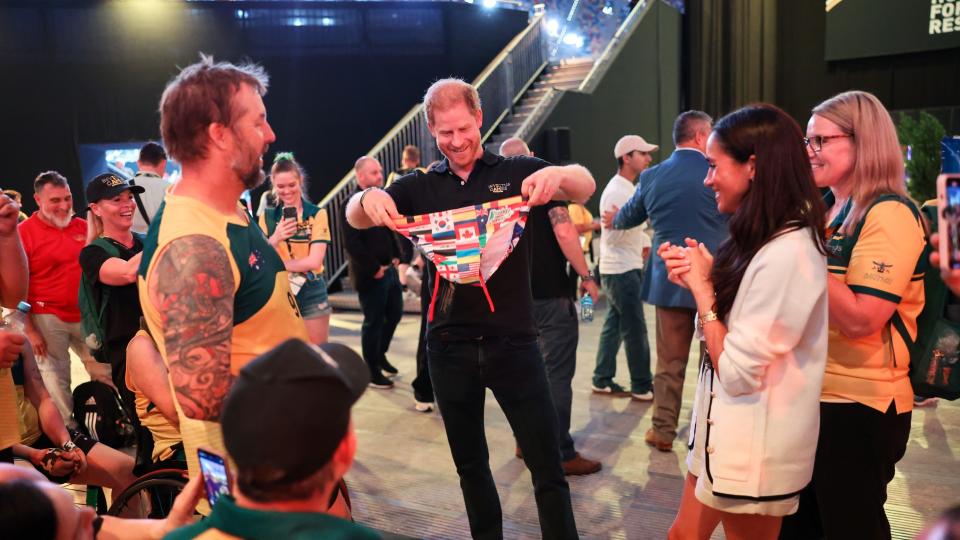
[197, 448, 231, 507]
[282, 206, 298, 221]
[938, 137, 960, 271]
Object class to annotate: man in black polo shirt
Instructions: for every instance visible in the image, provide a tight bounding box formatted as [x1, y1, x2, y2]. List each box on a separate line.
[342, 156, 403, 389]
[347, 79, 595, 539]
[499, 137, 601, 477]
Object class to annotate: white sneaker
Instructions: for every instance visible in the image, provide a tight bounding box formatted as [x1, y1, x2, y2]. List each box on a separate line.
[414, 400, 435, 413]
[631, 391, 653, 401]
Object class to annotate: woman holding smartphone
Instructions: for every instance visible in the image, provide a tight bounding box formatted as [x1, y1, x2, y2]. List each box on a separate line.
[259, 154, 332, 345]
[781, 91, 926, 539]
[662, 104, 828, 540]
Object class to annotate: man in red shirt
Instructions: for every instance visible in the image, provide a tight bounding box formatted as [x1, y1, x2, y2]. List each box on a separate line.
[19, 171, 111, 425]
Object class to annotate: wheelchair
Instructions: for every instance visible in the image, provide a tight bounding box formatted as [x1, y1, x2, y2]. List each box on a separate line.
[102, 427, 188, 518]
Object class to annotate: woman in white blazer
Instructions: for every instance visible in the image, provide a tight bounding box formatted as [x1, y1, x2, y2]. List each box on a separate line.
[661, 104, 829, 540]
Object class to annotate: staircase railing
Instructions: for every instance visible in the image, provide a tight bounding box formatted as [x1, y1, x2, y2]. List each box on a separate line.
[509, 0, 654, 145]
[319, 12, 548, 285]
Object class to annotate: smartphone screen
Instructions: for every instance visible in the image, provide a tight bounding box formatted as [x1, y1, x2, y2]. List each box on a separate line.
[198, 448, 230, 507]
[282, 206, 298, 220]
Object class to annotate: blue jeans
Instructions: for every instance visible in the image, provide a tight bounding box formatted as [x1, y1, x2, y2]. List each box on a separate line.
[357, 267, 403, 377]
[295, 274, 331, 319]
[427, 335, 578, 540]
[533, 297, 578, 461]
[593, 270, 653, 393]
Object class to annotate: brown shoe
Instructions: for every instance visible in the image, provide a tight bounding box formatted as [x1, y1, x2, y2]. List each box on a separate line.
[515, 446, 523, 460]
[644, 428, 673, 452]
[562, 453, 602, 476]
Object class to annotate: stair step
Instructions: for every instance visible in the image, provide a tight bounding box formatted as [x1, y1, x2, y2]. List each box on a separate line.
[541, 75, 587, 85]
[534, 80, 582, 91]
[555, 57, 595, 68]
[550, 63, 594, 73]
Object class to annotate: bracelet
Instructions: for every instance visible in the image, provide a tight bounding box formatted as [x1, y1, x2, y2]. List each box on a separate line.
[579, 270, 595, 282]
[359, 187, 379, 210]
[698, 310, 719, 326]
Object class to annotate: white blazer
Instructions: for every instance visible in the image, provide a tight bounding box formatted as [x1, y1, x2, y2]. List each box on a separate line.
[688, 227, 828, 500]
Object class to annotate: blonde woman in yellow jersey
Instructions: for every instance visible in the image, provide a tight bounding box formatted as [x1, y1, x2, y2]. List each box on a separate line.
[139, 57, 308, 512]
[259, 154, 332, 345]
[780, 91, 926, 539]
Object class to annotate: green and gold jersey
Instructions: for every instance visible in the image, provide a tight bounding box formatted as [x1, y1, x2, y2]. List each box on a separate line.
[258, 199, 331, 274]
[823, 194, 926, 413]
[138, 191, 308, 509]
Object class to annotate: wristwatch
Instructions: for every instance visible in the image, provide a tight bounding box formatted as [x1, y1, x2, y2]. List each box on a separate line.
[580, 270, 596, 282]
[61, 441, 78, 452]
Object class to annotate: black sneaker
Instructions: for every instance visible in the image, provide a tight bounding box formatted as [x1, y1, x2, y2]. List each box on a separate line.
[381, 358, 399, 375]
[369, 373, 395, 389]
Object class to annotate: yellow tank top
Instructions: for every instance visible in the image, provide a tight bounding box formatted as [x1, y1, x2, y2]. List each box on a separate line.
[0, 369, 21, 451]
[138, 192, 308, 512]
[125, 330, 182, 462]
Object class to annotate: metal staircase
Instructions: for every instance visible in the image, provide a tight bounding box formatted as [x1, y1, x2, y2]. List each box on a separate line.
[319, 0, 655, 291]
[485, 58, 594, 153]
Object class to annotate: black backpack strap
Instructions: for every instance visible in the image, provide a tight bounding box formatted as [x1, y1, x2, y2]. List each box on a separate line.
[88, 237, 123, 329]
[849, 194, 922, 243]
[128, 178, 150, 226]
[852, 195, 925, 368]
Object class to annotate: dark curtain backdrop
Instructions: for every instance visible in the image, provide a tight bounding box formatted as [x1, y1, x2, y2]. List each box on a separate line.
[684, 0, 776, 119]
[684, 0, 960, 130]
[0, 1, 528, 212]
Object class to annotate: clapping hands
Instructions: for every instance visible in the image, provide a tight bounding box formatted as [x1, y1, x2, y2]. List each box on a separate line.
[659, 238, 714, 294]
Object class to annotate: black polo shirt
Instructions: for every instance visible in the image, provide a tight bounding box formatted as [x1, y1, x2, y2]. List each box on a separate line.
[527, 200, 574, 300]
[385, 150, 549, 339]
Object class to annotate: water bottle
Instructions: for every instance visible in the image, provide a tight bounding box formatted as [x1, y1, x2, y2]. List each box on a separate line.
[580, 294, 594, 323]
[1, 301, 31, 334]
[0, 301, 29, 376]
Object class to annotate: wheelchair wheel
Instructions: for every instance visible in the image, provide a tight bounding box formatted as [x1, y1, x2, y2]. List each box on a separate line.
[106, 469, 187, 518]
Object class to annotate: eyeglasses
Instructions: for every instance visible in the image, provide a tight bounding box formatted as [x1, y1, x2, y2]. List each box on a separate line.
[803, 134, 852, 153]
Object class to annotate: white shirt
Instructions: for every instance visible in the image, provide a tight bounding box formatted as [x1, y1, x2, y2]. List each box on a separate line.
[598, 174, 651, 275]
[130, 171, 172, 235]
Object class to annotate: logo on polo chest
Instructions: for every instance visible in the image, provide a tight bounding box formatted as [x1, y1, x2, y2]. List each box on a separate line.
[488, 183, 510, 194]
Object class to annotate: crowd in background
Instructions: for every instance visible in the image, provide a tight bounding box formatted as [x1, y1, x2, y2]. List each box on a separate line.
[0, 51, 957, 540]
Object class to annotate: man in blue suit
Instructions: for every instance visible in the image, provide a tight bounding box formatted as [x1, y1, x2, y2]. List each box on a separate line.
[603, 111, 728, 452]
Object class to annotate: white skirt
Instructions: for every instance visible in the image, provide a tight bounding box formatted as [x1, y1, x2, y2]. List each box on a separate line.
[686, 358, 799, 517]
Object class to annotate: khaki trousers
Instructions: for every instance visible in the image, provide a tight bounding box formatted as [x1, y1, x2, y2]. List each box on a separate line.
[651, 306, 701, 441]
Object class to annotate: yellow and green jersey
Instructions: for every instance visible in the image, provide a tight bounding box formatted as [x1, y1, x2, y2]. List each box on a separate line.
[138, 191, 308, 510]
[258, 199, 331, 275]
[823, 194, 926, 414]
[125, 330, 182, 463]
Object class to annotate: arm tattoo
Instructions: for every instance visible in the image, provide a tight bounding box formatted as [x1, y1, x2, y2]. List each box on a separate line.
[548, 206, 572, 227]
[151, 235, 235, 421]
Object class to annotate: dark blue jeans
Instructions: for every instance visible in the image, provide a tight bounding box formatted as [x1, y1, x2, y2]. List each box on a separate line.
[533, 297, 578, 461]
[593, 269, 652, 393]
[357, 267, 403, 377]
[427, 335, 578, 540]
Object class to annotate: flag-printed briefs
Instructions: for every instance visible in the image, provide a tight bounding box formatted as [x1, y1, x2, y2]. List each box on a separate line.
[393, 195, 529, 286]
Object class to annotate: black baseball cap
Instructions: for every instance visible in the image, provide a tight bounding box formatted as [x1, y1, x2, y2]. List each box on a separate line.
[85, 173, 144, 205]
[221, 339, 369, 480]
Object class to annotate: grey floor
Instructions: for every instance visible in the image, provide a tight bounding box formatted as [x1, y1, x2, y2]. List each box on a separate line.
[67, 301, 959, 539]
[331, 302, 959, 540]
